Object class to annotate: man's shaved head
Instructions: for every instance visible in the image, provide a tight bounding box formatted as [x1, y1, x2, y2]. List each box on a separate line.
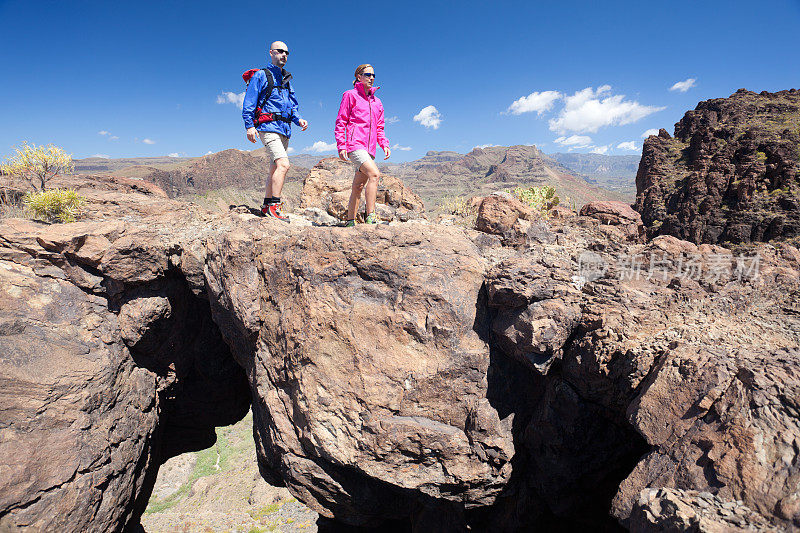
[269, 41, 289, 67]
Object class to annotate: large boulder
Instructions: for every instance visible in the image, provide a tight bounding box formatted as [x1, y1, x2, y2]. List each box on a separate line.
[204, 221, 516, 526]
[475, 192, 553, 247]
[579, 200, 643, 242]
[300, 158, 425, 222]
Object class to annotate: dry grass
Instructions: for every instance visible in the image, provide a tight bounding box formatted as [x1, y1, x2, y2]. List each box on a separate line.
[0, 188, 29, 220]
[441, 195, 478, 228]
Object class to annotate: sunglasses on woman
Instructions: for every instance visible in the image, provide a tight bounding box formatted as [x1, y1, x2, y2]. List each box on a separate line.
[361, 73, 375, 78]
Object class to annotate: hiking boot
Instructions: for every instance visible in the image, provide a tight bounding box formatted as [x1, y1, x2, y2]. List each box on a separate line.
[343, 219, 356, 227]
[264, 203, 289, 222]
[365, 212, 378, 225]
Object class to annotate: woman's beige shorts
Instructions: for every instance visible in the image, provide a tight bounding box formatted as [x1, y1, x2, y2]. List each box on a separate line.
[258, 131, 290, 162]
[347, 149, 375, 171]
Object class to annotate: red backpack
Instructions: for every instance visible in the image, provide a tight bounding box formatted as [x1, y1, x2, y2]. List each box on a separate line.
[242, 68, 291, 125]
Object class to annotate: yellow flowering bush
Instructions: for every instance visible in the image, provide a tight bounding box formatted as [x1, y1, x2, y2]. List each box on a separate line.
[0, 142, 74, 191]
[23, 188, 86, 223]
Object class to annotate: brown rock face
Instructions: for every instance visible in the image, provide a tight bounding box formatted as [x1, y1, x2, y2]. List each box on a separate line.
[2, 173, 800, 531]
[475, 193, 553, 247]
[300, 158, 424, 222]
[0, 176, 249, 532]
[629, 488, 781, 532]
[580, 200, 644, 242]
[635, 89, 800, 245]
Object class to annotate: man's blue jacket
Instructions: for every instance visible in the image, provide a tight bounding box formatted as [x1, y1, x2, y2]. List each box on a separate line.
[242, 63, 303, 138]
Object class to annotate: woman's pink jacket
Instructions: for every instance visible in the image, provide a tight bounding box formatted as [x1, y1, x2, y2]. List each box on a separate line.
[334, 84, 388, 158]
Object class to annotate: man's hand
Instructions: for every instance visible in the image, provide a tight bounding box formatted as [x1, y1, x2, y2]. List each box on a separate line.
[383, 146, 391, 160]
[298, 119, 308, 131]
[338, 150, 348, 162]
[246, 127, 258, 143]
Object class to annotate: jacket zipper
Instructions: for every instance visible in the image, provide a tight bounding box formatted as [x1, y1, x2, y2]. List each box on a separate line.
[367, 90, 373, 149]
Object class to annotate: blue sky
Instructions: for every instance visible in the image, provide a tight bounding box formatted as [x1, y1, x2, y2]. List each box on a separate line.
[1, 0, 798, 163]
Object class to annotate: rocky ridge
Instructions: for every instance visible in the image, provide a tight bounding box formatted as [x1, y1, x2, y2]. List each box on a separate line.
[385, 145, 629, 210]
[75, 148, 309, 198]
[0, 173, 798, 531]
[635, 89, 800, 245]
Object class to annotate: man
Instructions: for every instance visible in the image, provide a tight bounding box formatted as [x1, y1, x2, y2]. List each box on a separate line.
[243, 40, 308, 220]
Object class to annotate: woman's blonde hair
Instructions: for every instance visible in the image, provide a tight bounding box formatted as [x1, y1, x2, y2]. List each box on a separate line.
[353, 64, 373, 87]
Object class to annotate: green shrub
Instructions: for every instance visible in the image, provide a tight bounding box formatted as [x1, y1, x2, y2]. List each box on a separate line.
[23, 188, 85, 223]
[508, 185, 560, 216]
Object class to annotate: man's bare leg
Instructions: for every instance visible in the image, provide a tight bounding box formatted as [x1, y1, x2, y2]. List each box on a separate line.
[267, 157, 291, 198]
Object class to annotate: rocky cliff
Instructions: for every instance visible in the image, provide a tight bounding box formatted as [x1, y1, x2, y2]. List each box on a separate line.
[635, 89, 800, 245]
[1, 174, 799, 531]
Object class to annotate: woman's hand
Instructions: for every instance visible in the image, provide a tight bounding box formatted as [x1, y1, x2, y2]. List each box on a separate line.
[383, 146, 391, 160]
[338, 150, 348, 162]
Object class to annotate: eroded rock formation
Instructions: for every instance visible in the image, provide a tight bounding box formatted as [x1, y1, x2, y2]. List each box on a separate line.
[635, 89, 800, 245]
[1, 172, 799, 531]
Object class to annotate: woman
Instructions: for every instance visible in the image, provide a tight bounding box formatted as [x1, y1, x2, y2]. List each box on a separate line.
[334, 64, 391, 226]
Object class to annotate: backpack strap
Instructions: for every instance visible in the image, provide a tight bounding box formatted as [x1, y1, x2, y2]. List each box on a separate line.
[256, 68, 275, 111]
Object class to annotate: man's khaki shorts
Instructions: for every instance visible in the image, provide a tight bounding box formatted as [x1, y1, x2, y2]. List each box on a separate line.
[258, 131, 290, 162]
[348, 149, 375, 171]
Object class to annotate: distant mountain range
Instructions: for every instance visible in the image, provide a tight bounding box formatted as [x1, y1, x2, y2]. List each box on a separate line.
[382, 145, 633, 207]
[548, 153, 639, 198]
[74, 149, 309, 197]
[73, 146, 638, 206]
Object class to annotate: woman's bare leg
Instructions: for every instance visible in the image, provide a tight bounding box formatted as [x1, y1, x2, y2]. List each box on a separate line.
[346, 169, 369, 220]
[359, 159, 380, 215]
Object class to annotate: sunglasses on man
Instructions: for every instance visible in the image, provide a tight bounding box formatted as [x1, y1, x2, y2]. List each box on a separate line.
[271, 48, 289, 55]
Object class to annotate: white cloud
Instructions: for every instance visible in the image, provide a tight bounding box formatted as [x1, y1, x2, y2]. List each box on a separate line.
[548, 85, 665, 134]
[474, 144, 498, 149]
[216, 91, 245, 108]
[142, 138, 156, 145]
[391, 144, 412, 151]
[590, 145, 610, 155]
[554, 135, 593, 149]
[206, 151, 214, 155]
[91, 154, 110, 159]
[98, 130, 110, 136]
[302, 141, 337, 153]
[641, 128, 660, 138]
[110, 136, 119, 141]
[287, 147, 295, 153]
[506, 90, 562, 115]
[168, 153, 180, 157]
[413, 105, 442, 129]
[617, 141, 638, 151]
[670, 78, 696, 93]
[386, 115, 400, 124]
